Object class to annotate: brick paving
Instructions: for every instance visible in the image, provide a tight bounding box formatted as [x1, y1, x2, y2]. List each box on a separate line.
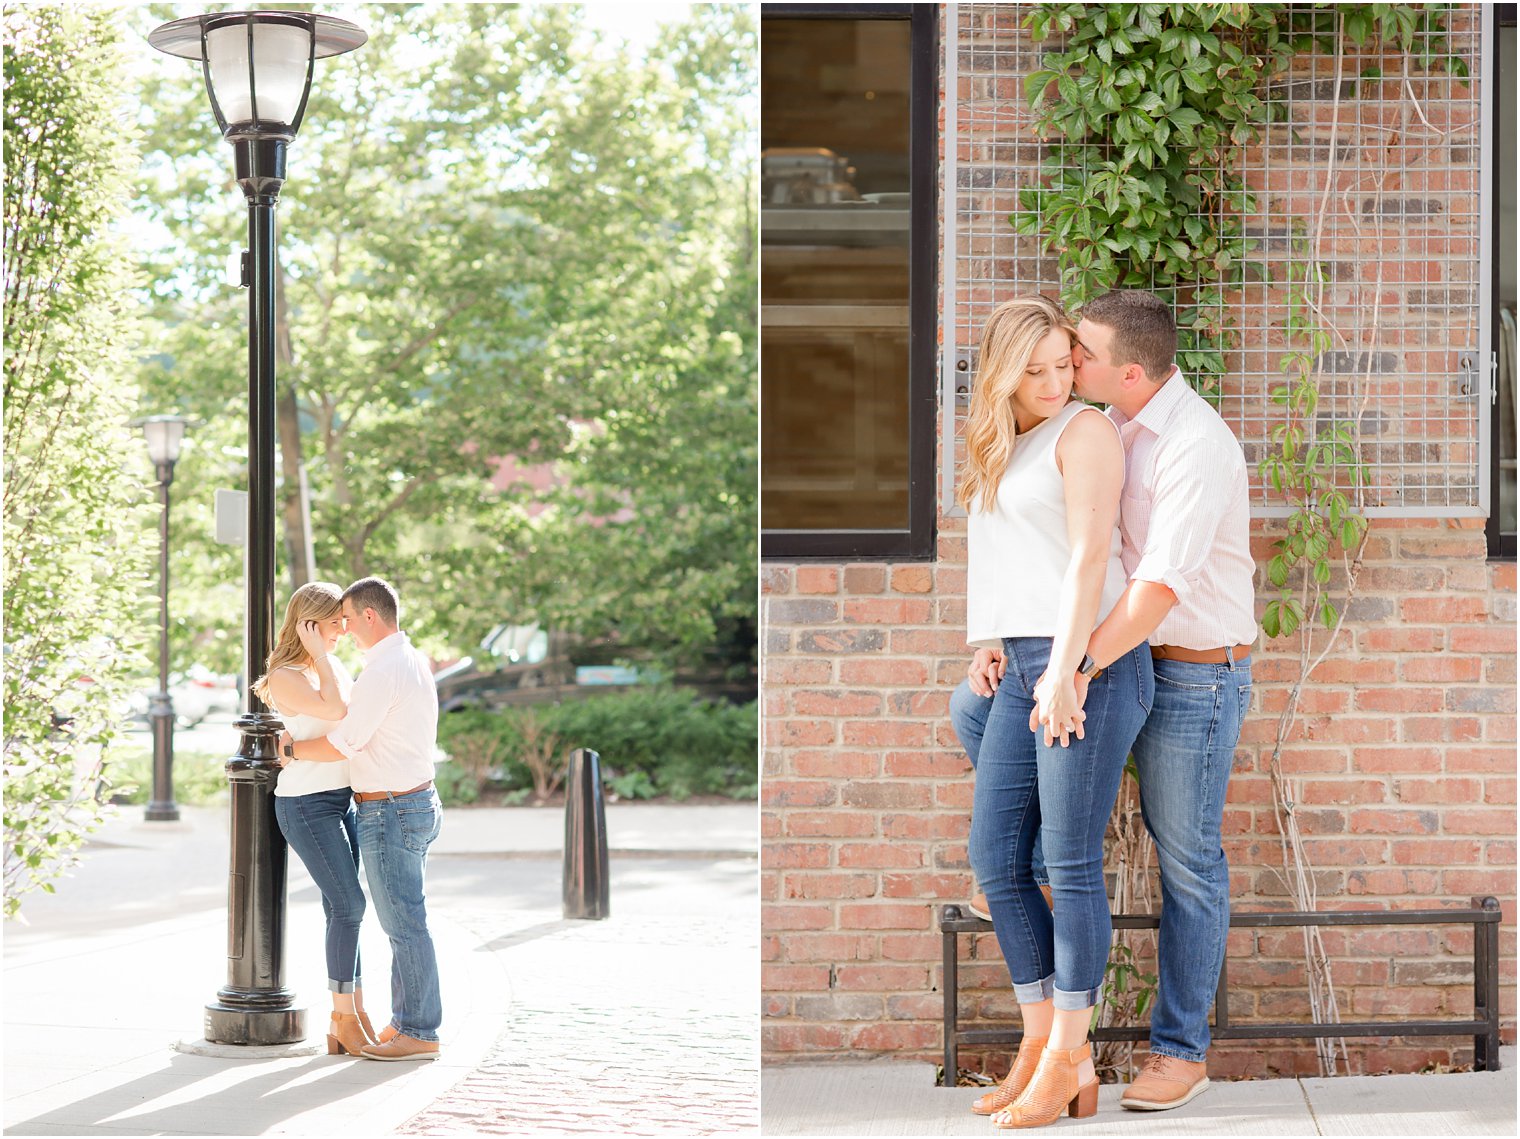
[400, 859, 759, 1135]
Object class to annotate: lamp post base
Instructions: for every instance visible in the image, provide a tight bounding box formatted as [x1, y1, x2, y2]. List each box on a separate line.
[204, 999, 305, 1046]
[144, 802, 182, 822]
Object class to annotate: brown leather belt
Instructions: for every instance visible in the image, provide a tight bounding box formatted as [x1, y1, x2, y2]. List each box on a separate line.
[353, 780, 433, 803]
[1151, 644, 1252, 664]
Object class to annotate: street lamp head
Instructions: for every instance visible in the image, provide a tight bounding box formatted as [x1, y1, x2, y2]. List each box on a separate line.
[139, 415, 190, 468]
[149, 11, 365, 202]
[148, 11, 365, 142]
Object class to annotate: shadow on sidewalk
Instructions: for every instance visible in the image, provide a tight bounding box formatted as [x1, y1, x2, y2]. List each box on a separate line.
[6, 1052, 413, 1136]
[479, 918, 580, 951]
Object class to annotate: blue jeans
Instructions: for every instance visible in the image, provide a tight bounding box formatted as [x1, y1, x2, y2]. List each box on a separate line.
[968, 638, 1153, 1010]
[275, 788, 365, 993]
[950, 679, 1046, 887]
[1135, 656, 1252, 1062]
[357, 787, 443, 1041]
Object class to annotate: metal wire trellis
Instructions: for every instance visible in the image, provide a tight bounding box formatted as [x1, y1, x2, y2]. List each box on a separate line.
[941, 3, 1489, 519]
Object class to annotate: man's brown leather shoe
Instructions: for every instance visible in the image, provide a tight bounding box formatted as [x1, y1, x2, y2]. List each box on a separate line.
[1119, 1053, 1209, 1110]
[360, 1032, 440, 1062]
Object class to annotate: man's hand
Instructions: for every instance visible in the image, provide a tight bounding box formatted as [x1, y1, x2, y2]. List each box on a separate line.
[1028, 668, 1092, 747]
[277, 730, 294, 768]
[966, 648, 1007, 698]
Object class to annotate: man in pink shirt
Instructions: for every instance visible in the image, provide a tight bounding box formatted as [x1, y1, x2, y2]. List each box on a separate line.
[281, 576, 443, 1062]
[1061, 289, 1255, 1109]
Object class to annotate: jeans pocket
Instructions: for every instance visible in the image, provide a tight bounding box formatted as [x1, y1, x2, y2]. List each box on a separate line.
[1135, 648, 1155, 715]
[396, 805, 439, 854]
[1155, 671, 1218, 693]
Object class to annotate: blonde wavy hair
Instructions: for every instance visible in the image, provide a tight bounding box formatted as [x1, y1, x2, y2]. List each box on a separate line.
[250, 581, 344, 704]
[956, 294, 1078, 513]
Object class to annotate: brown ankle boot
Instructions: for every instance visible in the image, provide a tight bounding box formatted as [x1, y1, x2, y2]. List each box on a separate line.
[971, 1036, 1047, 1115]
[327, 1012, 376, 1056]
[993, 1042, 1098, 1128]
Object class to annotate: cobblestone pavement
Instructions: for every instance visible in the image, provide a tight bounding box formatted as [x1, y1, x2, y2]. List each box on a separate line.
[400, 855, 759, 1135]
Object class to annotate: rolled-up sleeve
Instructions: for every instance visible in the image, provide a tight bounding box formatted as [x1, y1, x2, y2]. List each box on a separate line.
[1130, 439, 1243, 605]
[328, 667, 392, 760]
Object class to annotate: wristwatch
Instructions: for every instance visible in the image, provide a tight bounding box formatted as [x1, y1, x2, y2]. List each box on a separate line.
[282, 741, 295, 759]
[1077, 653, 1104, 680]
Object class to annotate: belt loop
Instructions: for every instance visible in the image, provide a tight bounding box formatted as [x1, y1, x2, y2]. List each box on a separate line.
[1225, 645, 1236, 672]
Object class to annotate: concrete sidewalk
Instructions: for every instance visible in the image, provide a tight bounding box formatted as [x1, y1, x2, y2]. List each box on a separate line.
[3, 801, 758, 1136]
[760, 1054, 1517, 1136]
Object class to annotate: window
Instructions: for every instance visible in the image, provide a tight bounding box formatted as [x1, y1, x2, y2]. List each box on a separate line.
[1490, 3, 1516, 559]
[760, 4, 937, 559]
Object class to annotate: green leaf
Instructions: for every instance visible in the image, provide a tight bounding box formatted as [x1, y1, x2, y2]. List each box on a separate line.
[1262, 600, 1282, 638]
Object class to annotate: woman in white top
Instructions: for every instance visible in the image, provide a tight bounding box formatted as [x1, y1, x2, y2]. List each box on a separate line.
[959, 296, 1154, 1128]
[251, 582, 374, 1057]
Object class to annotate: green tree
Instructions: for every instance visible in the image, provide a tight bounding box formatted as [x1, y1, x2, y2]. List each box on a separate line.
[132, 3, 757, 676]
[4, 3, 154, 918]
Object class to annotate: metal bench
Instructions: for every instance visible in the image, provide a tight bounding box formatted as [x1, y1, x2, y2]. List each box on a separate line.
[939, 896, 1503, 1085]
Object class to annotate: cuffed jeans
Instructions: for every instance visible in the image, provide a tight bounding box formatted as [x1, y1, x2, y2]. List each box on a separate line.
[274, 788, 364, 993]
[968, 637, 1152, 1010]
[357, 786, 443, 1042]
[950, 678, 1047, 887]
[1134, 655, 1251, 1062]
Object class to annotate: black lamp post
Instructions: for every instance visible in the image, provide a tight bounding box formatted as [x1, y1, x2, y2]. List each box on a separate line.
[140, 415, 189, 824]
[149, 9, 365, 1048]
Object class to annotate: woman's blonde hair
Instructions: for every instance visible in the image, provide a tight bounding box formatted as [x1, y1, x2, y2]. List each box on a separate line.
[250, 581, 344, 703]
[956, 294, 1078, 513]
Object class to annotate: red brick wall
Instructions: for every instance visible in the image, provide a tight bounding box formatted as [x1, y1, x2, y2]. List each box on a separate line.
[761, 519, 1516, 1072]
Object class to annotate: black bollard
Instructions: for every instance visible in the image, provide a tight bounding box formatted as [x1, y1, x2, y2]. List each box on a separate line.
[562, 748, 609, 920]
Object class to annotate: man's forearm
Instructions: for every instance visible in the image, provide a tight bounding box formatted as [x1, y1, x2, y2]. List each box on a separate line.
[291, 734, 347, 763]
[1087, 579, 1178, 668]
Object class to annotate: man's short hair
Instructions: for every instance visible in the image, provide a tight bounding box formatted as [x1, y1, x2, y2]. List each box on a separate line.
[1082, 289, 1176, 382]
[343, 576, 400, 626]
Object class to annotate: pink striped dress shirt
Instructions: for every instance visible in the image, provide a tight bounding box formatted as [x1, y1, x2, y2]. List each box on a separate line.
[1107, 370, 1258, 651]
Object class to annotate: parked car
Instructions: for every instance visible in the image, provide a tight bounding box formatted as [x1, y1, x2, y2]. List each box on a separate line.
[129, 665, 241, 729]
[434, 622, 754, 713]
[433, 624, 649, 713]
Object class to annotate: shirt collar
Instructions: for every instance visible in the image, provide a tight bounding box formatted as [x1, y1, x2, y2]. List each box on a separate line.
[1124, 366, 1189, 435]
[363, 630, 406, 660]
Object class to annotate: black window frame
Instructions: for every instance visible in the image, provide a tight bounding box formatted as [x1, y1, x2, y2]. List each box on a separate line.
[1489, 3, 1517, 561]
[759, 2, 939, 561]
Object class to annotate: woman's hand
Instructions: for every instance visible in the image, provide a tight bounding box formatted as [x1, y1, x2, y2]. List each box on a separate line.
[295, 619, 326, 659]
[1032, 669, 1085, 748]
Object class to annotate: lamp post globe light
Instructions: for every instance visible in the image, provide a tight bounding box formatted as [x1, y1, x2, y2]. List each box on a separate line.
[149, 10, 365, 1049]
[139, 415, 189, 824]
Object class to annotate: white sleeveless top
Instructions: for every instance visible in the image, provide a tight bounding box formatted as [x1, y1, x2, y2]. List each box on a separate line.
[272, 657, 354, 798]
[966, 400, 1127, 649]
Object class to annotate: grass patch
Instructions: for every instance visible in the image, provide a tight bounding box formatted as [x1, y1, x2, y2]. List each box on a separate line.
[100, 741, 232, 806]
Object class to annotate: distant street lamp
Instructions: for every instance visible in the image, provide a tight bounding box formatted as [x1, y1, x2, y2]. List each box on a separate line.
[148, 9, 365, 1049]
[139, 415, 189, 824]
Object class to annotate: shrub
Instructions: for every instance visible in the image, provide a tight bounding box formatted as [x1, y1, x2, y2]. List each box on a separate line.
[4, 5, 153, 918]
[96, 744, 230, 808]
[434, 688, 757, 804]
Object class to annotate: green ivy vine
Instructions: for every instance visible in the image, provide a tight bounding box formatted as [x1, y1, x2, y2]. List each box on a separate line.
[1018, 1, 1461, 637]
